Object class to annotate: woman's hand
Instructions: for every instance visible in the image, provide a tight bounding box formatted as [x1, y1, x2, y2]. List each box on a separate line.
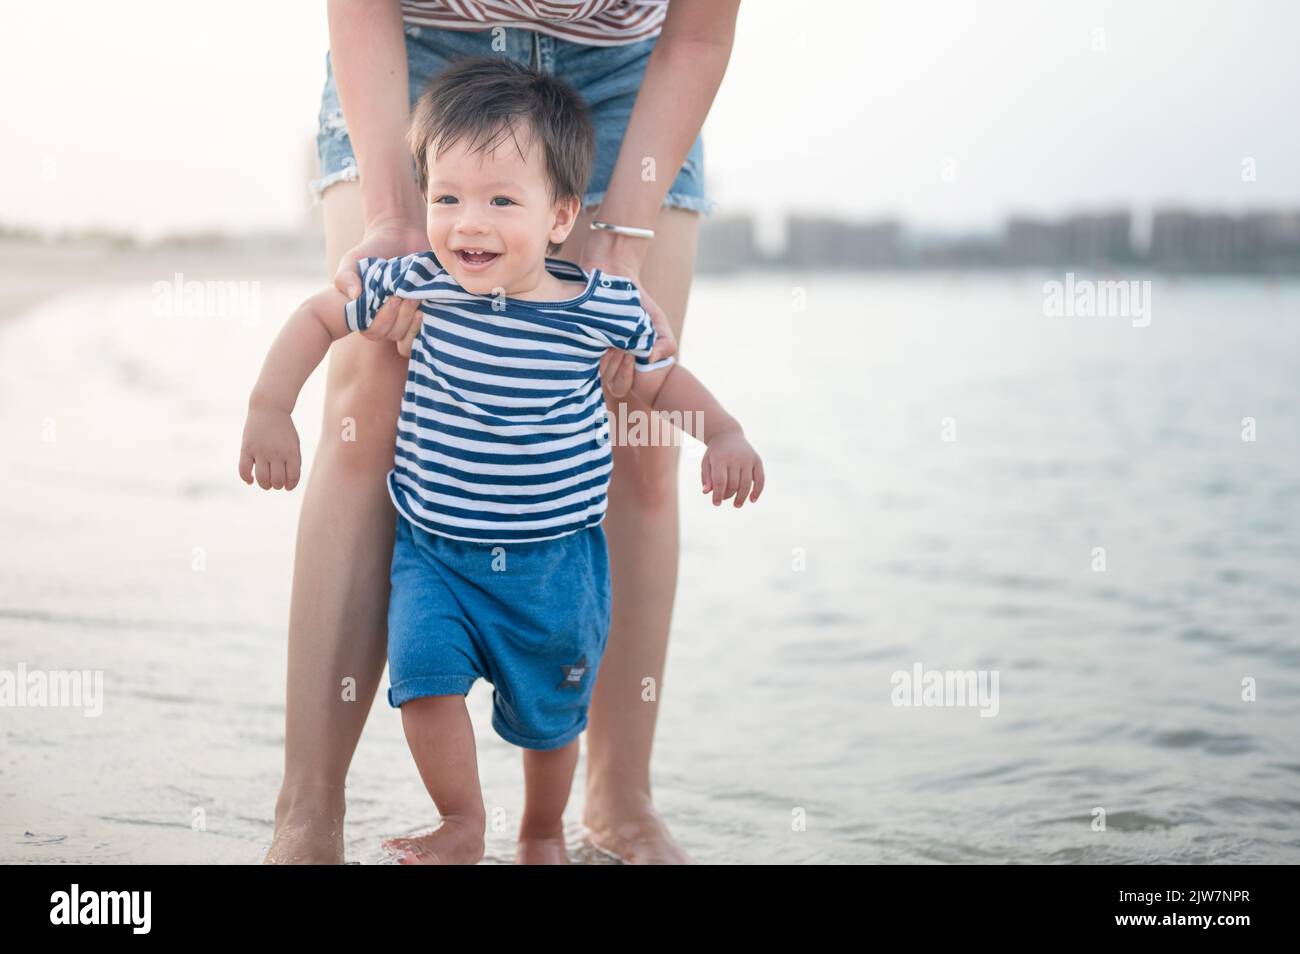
[584, 258, 679, 399]
[333, 220, 430, 356]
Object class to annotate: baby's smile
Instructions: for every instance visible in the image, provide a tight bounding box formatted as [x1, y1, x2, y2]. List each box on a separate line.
[452, 247, 502, 271]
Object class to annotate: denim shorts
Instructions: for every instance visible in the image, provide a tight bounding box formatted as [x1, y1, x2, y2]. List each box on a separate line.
[386, 515, 613, 751]
[311, 24, 714, 216]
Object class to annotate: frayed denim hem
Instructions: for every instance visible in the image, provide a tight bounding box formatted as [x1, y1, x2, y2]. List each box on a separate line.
[308, 164, 359, 204]
[582, 189, 716, 217]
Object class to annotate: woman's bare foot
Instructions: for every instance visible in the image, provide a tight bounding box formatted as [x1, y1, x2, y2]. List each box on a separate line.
[382, 816, 485, 865]
[264, 785, 347, 864]
[516, 825, 569, 864]
[264, 819, 345, 864]
[582, 796, 693, 864]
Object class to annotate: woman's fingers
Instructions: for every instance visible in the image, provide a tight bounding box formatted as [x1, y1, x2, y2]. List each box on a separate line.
[333, 251, 362, 299]
[600, 349, 634, 398]
[361, 296, 401, 340]
[642, 291, 678, 363]
[394, 298, 423, 355]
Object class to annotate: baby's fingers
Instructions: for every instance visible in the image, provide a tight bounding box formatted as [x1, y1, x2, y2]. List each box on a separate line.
[285, 452, 302, 491]
[255, 455, 271, 490]
[720, 465, 741, 504]
[711, 460, 728, 506]
[239, 445, 255, 485]
[732, 466, 753, 509]
[749, 459, 765, 502]
[270, 459, 287, 491]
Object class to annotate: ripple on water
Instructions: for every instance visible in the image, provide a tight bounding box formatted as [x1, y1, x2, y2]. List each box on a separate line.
[1179, 626, 1235, 646]
[1140, 727, 1257, 756]
[1053, 810, 1178, 832]
[908, 758, 1048, 791]
[1211, 796, 1300, 818]
[774, 636, 903, 665]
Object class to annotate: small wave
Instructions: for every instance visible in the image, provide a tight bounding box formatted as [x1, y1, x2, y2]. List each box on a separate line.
[1141, 727, 1257, 755]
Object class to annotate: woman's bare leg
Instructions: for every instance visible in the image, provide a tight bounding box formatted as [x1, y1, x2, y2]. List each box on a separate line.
[264, 180, 408, 864]
[558, 205, 701, 864]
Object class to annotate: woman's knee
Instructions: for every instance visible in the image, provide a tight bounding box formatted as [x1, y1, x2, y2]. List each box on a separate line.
[607, 440, 681, 513]
[313, 339, 408, 480]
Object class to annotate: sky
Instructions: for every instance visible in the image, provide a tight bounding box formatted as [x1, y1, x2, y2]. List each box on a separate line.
[2, 0, 1298, 241]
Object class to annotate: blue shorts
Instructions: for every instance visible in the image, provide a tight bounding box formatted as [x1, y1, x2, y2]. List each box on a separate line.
[311, 24, 714, 215]
[386, 515, 613, 751]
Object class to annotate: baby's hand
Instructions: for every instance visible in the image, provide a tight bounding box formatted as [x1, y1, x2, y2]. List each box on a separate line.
[700, 428, 765, 508]
[238, 405, 302, 490]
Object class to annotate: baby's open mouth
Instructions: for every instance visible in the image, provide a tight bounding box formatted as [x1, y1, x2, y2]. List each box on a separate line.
[456, 248, 501, 268]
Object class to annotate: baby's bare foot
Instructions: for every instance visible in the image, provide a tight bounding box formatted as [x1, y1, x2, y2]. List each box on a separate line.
[382, 817, 484, 865]
[516, 830, 569, 865]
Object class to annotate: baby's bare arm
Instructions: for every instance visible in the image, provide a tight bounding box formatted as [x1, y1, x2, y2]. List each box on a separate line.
[248, 286, 352, 414]
[630, 362, 735, 442]
[630, 362, 765, 507]
[238, 286, 352, 489]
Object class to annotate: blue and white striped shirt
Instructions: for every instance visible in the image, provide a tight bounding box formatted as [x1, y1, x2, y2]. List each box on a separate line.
[344, 251, 675, 543]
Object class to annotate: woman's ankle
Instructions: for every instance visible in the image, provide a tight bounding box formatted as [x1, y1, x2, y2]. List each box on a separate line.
[584, 769, 654, 815]
[275, 777, 347, 826]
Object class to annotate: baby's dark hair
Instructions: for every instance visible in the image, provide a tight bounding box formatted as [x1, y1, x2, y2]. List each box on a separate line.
[407, 55, 595, 251]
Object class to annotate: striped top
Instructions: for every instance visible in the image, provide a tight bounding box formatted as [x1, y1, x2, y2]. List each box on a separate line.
[400, 0, 668, 46]
[345, 251, 675, 543]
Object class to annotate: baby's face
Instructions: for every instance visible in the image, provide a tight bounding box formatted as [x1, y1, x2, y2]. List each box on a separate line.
[423, 131, 578, 296]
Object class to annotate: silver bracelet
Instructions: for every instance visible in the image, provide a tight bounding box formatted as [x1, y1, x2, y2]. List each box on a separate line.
[589, 220, 655, 240]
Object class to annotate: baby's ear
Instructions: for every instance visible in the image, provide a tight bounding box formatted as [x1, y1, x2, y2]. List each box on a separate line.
[550, 194, 582, 242]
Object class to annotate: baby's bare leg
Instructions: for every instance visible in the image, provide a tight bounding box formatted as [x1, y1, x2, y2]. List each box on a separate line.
[382, 695, 486, 865]
[516, 739, 580, 864]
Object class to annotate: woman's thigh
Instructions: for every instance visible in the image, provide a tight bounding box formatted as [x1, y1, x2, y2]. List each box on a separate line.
[558, 202, 701, 507]
[559, 203, 699, 345]
[309, 25, 715, 218]
[317, 181, 409, 471]
[547, 34, 714, 216]
[311, 25, 533, 201]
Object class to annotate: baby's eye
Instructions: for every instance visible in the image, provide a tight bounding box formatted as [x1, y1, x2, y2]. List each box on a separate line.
[491, 196, 515, 207]
[432, 195, 457, 205]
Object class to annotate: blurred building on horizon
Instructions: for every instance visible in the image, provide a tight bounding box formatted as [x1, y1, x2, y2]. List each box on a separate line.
[7, 205, 1300, 276]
